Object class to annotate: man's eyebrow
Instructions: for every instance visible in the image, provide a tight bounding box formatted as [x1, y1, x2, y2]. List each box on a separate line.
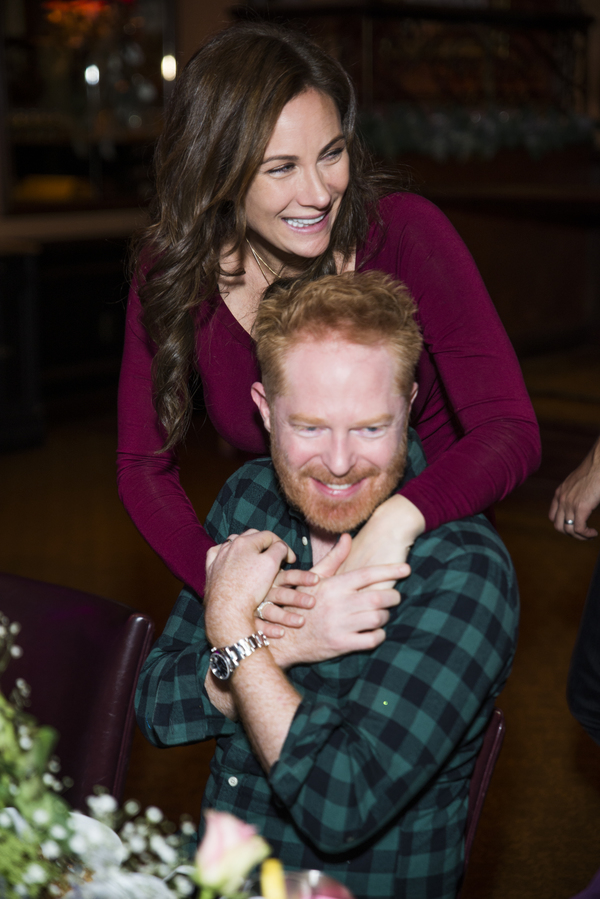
[288, 414, 394, 428]
[262, 134, 345, 166]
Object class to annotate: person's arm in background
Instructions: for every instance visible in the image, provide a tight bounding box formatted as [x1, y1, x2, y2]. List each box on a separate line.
[549, 435, 600, 540]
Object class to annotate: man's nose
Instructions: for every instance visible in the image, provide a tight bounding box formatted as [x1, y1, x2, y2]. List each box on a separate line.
[322, 435, 354, 477]
[298, 165, 331, 209]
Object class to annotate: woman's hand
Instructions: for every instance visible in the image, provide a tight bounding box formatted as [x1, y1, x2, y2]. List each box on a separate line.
[337, 494, 425, 587]
[549, 436, 600, 540]
[268, 534, 409, 669]
[254, 567, 319, 639]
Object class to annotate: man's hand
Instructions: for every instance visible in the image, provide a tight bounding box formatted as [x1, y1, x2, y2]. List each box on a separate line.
[549, 436, 600, 540]
[204, 530, 294, 648]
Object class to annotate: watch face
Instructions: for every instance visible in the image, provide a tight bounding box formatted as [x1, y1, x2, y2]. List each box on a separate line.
[210, 650, 231, 681]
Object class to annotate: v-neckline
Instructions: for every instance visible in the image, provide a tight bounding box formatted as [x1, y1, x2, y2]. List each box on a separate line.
[215, 242, 365, 350]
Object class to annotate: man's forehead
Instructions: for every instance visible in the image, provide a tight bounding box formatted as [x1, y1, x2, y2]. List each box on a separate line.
[278, 334, 403, 395]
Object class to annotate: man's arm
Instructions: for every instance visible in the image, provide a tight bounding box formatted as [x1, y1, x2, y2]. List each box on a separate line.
[135, 586, 237, 747]
[203, 531, 406, 765]
[266, 524, 519, 854]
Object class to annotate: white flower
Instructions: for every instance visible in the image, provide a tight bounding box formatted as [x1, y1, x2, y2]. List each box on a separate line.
[10, 645, 23, 658]
[9, 621, 21, 634]
[69, 834, 88, 855]
[0, 626, 6, 637]
[68, 811, 125, 872]
[1, 807, 30, 837]
[180, 821, 196, 836]
[145, 806, 163, 824]
[173, 874, 195, 896]
[128, 834, 147, 854]
[41, 840, 61, 860]
[149, 833, 177, 866]
[32, 808, 50, 826]
[43, 773, 55, 785]
[19, 735, 33, 750]
[50, 824, 68, 840]
[48, 758, 61, 773]
[124, 800, 141, 817]
[87, 794, 118, 817]
[23, 863, 47, 885]
[65, 870, 173, 899]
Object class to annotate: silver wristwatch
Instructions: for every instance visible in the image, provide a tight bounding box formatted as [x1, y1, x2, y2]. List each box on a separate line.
[209, 631, 269, 681]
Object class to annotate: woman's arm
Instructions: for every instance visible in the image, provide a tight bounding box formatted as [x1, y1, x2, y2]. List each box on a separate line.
[357, 195, 540, 538]
[117, 283, 216, 596]
[396, 195, 540, 529]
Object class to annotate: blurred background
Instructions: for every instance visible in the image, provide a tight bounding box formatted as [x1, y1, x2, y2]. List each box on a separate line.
[2, 2, 600, 897]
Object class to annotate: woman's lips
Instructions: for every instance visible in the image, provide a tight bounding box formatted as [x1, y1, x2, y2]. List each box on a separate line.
[283, 212, 329, 233]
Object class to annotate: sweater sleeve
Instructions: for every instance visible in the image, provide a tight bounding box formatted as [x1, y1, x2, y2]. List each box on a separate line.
[371, 194, 541, 530]
[117, 282, 216, 596]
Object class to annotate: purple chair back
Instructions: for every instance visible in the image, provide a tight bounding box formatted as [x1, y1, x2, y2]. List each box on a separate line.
[0, 572, 154, 811]
[458, 707, 505, 895]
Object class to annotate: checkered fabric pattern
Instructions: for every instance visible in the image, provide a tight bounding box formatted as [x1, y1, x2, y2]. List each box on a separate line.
[135, 430, 519, 899]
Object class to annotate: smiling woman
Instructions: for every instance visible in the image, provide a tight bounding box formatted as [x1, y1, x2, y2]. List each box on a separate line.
[117, 20, 540, 614]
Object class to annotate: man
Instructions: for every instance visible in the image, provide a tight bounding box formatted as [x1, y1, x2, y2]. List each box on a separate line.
[136, 272, 518, 899]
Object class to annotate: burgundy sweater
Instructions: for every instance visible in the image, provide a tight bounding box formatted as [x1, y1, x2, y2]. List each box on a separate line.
[117, 193, 540, 595]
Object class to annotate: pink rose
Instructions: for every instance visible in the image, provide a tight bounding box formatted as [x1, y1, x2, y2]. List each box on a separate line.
[195, 809, 270, 898]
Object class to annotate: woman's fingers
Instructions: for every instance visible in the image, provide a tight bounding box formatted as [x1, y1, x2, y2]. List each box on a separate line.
[274, 567, 319, 588]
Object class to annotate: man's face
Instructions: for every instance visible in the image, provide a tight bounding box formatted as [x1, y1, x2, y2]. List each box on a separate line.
[252, 336, 416, 534]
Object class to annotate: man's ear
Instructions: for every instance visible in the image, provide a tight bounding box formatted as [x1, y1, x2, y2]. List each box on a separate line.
[409, 381, 418, 411]
[251, 382, 272, 433]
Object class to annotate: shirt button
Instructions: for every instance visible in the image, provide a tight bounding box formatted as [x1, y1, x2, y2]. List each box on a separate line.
[302, 536, 308, 546]
[228, 776, 238, 787]
[345, 836, 354, 844]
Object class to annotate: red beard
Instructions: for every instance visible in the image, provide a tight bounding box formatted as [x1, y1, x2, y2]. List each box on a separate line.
[271, 429, 408, 535]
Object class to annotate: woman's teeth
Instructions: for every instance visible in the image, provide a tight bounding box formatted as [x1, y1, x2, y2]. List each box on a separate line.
[285, 213, 326, 228]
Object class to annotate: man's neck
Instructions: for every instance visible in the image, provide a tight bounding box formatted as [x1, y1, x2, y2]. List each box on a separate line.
[309, 527, 339, 565]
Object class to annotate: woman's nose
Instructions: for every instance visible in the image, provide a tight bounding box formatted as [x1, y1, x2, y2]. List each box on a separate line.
[297, 166, 331, 209]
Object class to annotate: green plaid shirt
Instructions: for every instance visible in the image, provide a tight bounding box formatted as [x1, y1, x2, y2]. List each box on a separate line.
[136, 431, 518, 899]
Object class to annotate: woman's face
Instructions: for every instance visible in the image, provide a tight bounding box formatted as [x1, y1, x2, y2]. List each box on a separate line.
[244, 88, 350, 269]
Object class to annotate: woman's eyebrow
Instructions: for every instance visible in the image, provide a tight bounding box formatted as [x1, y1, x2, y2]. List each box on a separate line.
[262, 134, 345, 166]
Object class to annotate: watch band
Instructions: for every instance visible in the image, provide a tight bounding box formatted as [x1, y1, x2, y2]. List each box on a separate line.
[210, 631, 269, 681]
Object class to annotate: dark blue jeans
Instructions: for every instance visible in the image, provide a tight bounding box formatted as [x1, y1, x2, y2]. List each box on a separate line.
[567, 552, 600, 746]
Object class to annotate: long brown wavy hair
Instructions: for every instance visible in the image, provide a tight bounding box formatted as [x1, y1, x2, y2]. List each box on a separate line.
[132, 20, 405, 450]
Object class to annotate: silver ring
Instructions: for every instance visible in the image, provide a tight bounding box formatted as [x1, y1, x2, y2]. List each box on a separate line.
[566, 519, 575, 526]
[256, 600, 274, 621]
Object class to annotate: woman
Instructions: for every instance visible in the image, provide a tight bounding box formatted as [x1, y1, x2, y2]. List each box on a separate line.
[118, 20, 540, 613]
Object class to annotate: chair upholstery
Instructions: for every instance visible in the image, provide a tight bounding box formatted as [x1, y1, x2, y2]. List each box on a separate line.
[459, 707, 505, 893]
[0, 572, 154, 811]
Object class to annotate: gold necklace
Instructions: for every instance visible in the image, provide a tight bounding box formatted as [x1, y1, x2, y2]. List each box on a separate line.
[246, 238, 281, 283]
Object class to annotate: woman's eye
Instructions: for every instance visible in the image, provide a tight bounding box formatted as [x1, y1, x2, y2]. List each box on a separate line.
[268, 163, 294, 175]
[323, 147, 344, 162]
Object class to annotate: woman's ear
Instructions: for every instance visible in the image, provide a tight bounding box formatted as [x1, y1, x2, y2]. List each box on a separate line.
[251, 382, 272, 432]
